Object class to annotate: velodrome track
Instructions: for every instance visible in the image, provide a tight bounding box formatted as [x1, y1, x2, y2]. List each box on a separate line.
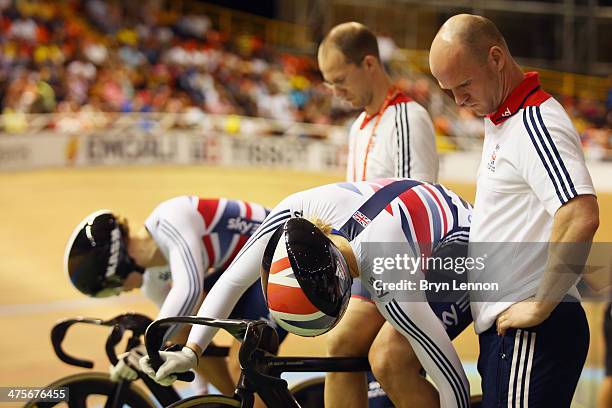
[1, 165, 610, 407]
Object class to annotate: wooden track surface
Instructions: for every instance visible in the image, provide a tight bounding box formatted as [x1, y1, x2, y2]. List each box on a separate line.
[0, 165, 610, 406]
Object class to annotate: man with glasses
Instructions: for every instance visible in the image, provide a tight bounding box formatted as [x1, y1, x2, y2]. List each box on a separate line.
[318, 22, 441, 408]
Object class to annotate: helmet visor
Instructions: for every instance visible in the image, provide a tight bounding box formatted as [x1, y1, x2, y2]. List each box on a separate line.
[284, 218, 352, 318]
[67, 213, 137, 296]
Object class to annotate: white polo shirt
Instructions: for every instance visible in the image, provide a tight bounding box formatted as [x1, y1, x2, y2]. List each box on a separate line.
[469, 72, 596, 333]
[346, 92, 438, 183]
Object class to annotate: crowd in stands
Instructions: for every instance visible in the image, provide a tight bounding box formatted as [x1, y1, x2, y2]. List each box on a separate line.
[0, 0, 352, 133]
[0, 0, 610, 159]
[565, 84, 612, 161]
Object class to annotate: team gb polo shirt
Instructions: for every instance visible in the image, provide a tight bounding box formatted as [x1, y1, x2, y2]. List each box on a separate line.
[469, 72, 596, 333]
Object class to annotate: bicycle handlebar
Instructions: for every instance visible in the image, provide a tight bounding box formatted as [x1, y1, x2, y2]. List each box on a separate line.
[145, 316, 269, 383]
[50, 313, 153, 368]
[51, 317, 102, 368]
[145, 315, 376, 407]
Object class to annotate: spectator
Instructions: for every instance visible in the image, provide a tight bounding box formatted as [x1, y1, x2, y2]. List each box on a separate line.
[0, 0, 607, 158]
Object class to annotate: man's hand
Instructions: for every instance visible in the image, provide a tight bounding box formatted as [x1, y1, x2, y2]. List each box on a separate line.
[139, 346, 198, 386]
[496, 298, 554, 336]
[109, 344, 147, 382]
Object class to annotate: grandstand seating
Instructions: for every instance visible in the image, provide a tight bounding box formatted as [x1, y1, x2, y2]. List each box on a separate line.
[0, 0, 609, 159]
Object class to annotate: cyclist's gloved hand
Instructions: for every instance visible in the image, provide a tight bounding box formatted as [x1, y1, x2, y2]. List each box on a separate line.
[109, 344, 147, 382]
[139, 346, 198, 386]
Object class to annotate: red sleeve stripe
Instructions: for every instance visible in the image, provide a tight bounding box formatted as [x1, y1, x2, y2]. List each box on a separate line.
[398, 189, 432, 258]
[244, 201, 252, 219]
[421, 184, 448, 235]
[197, 199, 220, 229]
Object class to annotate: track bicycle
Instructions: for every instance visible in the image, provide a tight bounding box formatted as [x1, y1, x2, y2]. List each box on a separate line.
[24, 312, 227, 408]
[145, 316, 483, 408]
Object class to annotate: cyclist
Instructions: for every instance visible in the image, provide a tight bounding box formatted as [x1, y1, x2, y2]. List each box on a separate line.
[141, 179, 474, 408]
[64, 196, 288, 399]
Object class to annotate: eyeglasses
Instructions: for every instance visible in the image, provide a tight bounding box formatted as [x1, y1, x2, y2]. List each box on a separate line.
[323, 57, 366, 90]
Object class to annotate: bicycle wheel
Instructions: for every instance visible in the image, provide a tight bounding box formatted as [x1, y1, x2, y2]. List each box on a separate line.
[289, 376, 325, 408]
[24, 372, 155, 408]
[167, 395, 241, 408]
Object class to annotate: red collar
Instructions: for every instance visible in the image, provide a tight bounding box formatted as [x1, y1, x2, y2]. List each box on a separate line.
[360, 91, 413, 130]
[487, 72, 550, 126]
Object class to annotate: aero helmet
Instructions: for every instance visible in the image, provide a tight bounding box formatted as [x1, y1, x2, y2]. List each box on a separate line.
[64, 210, 143, 297]
[261, 218, 352, 336]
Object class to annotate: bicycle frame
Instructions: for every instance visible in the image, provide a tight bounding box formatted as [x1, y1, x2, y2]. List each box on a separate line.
[146, 316, 372, 408]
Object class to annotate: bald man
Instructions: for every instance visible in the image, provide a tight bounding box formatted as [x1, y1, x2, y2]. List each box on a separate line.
[318, 22, 442, 408]
[430, 14, 599, 407]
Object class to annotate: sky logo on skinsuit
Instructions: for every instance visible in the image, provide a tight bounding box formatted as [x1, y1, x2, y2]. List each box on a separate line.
[352, 211, 371, 228]
[441, 304, 459, 327]
[226, 216, 262, 235]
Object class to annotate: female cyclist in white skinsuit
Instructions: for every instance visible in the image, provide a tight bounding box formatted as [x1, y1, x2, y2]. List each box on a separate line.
[64, 196, 287, 397]
[141, 180, 473, 408]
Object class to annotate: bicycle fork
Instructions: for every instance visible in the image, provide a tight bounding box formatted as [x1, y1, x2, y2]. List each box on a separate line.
[235, 368, 301, 408]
